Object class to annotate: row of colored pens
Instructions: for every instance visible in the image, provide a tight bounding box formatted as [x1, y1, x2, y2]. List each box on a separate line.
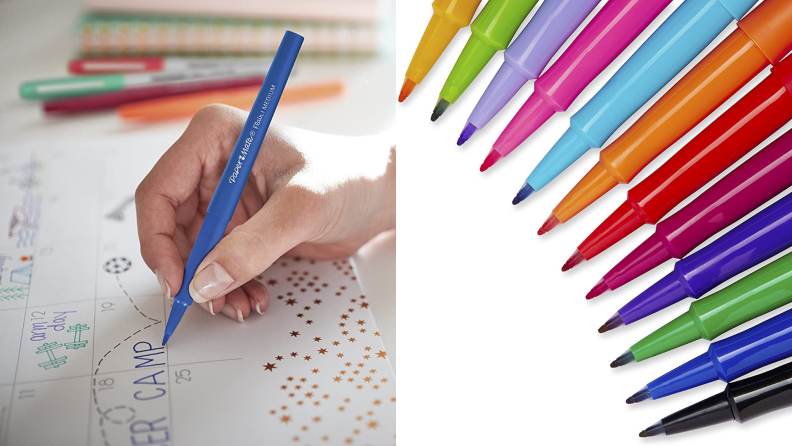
[402, 0, 792, 438]
[19, 57, 343, 120]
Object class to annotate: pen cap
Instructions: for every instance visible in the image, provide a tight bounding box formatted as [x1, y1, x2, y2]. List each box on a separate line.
[738, 0, 792, 64]
[433, 0, 480, 28]
[728, 362, 792, 422]
[470, 0, 537, 49]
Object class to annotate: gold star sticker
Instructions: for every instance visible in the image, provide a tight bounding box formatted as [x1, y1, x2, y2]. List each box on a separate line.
[341, 330, 349, 335]
[304, 356, 311, 361]
[314, 299, 322, 305]
[333, 376, 341, 382]
[348, 337, 356, 343]
[390, 397, 396, 402]
[363, 377, 372, 383]
[347, 377, 354, 382]
[363, 355, 370, 360]
[267, 279, 277, 286]
[290, 352, 298, 357]
[337, 353, 344, 358]
[314, 401, 320, 406]
[290, 331, 300, 337]
[372, 385, 380, 390]
[357, 363, 364, 368]
[345, 362, 352, 367]
[322, 436, 329, 441]
[367, 420, 378, 429]
[360, 302, 369, 309]
[287, 377, 294, 382]
[300, 378, 307, 382]
[344, 398, 351, 403]
[345, 438, 353, 444]
[297, 401, 304, 406]
[359, 328, 366, 333]
[318, 348, 328, 355]
[314, 337, 322, 342]
[376, 350, 387, 358]
[270, 409, 277, 415]
[357, 320, 365, 326]
[373, 399, 381, 406]
[339, 322, 346, 327]
[281, 385, 287, 390]
[306, 320, 313, 325]
[369, 369, 376, 374]
[313, 416, 321, 423]
[276, 355, 284, 360]
[356, 385, 363, 390]
[323, 394, 329, 399]
[374, 331, 380, 336]
[311, 368, 319, 374]
[293, 436, 299, 442]
[263, 363, 276, 372]
[333, 341, 340, 346]
[338, 406, 345, 412]
[301, 426, 308, 432]
[288, 393, 295, 398]
[295, 385, 302, 390]
[285, 298, 297, 306]
[305, 392, 314, 398]
[340, 314, 349, 320]
[280, 415, 291, 424]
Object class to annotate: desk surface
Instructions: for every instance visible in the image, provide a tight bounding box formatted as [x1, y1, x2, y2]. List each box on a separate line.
[0, 0, 396, 370]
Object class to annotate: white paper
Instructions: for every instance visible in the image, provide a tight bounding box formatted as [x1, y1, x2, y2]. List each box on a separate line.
[0, 140, 395, 446]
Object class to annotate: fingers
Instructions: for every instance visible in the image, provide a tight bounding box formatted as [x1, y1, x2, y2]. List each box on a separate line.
[136, 105, 245, 293]
[188, 186, 324, 304]
[243, 280, 269, 315]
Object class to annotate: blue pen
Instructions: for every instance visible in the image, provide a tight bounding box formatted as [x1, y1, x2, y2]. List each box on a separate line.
[513, 0, 758, 204]
[162, 31, 303, 345]
[627, 307, 792, 403]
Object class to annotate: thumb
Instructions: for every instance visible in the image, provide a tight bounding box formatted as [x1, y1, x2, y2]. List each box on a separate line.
[188, 187, 325, 303]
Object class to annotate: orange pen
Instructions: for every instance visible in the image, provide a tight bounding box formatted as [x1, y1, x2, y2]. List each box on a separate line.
[539, 0, 792, 235]
[118, 79, 345, 121]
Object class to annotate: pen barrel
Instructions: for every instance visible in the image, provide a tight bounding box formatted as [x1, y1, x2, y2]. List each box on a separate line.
[728, 362, 792, 422]
[709, 308, 792, 382]
[569, 0, 753, 149]
[678, 192, 792, 298]
[207, 31, 303, 220]
[533, 0, 671, 112]
[598, 0, 792, 186]
[662, 391, 736, 435]
[628, 59, 792, 225]
[405, 0, 480, 83]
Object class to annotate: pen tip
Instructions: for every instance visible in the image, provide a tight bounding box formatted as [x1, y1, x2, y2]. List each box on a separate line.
[512, 181, 534, 205]
[610, 349, 636, 368]
[399, 78, 416, 102]
[537, 213, 561, 236]
[562, 249, 585, 272]
[162, 333, 171, 346]
[480, 149, 502, 172]
[431, 97, 450, 122]
[458, 122, 477, 146]
[586, 278, 609, 300]
[626, 387, 652, 405]
[639, 421, 665, 438]
[598, 313, 624, 334]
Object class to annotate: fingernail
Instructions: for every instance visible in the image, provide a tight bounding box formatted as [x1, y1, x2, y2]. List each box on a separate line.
[198, 301, 215, 315]
[221, 305, 245, 323]
[155, 270, 171, 300]
[255, 301, 263, 314]
[189, 263, 233, 303]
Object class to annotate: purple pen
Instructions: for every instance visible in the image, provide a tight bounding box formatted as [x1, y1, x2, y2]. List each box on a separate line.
[457, 0, 600, 145]
[600, 191, 792, 333]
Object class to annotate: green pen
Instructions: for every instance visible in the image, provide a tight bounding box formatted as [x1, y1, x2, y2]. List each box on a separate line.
[19, 67, 266, 100]
[431, 0, 539, 121]
[611, 250, 792, 368]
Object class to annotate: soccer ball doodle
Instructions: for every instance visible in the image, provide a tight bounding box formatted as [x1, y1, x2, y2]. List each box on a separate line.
[103, 257, 132, 275]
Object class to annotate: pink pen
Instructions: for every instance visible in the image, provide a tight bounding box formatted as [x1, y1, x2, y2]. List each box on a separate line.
[592, 128, 792, 298]
[482, 0, 671, 171]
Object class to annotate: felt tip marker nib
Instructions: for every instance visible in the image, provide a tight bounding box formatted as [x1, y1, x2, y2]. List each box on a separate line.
[610, 349, 636, 368]
[627, 387, 652, 405]
[512, 181, 534, 205]
[586, 278, 609, 300]
[639, 421, 665, 438]
[598, 313, 624, 333]
[399, 78, 416, 102]
[537, 213, 561, 235]
[562, 249, 585, 272]
[458, 122, 477, 146]
[480, 149, 502, 172]
[162, 333, 171, 346]
[431, 97, 450, 122]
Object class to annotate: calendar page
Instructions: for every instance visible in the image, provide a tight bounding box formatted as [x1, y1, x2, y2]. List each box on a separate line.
[0, 140, 395, 446]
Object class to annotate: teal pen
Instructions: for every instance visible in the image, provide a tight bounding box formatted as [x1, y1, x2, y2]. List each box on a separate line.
[19, 67, 266, 100]
[512, 0, 759, 205]
[162, 31, 303, 345]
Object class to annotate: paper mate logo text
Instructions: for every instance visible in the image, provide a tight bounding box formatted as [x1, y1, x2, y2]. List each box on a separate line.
[229, 84, 276, 184]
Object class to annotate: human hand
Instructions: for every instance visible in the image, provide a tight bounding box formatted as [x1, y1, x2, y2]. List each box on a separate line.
[135, 104, 395, 322]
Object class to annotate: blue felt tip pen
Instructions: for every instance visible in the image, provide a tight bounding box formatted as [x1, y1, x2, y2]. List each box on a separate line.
[162, 31, 303, 345]
[627, 306, 792, 404]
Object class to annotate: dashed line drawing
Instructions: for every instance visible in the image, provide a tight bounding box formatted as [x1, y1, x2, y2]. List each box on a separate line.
[105, 197, 134, 222]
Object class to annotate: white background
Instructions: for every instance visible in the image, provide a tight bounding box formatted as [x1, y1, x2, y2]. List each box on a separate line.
[397, 0, 792, 444]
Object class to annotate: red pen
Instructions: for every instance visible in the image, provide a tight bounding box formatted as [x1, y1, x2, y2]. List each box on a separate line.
[43, 74, 266, 115]
[563, 54, 792, 272]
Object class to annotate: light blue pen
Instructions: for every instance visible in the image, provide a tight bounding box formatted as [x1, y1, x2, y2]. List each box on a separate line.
[513, 0, 759, 205]
[162, 31, 303, 345]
